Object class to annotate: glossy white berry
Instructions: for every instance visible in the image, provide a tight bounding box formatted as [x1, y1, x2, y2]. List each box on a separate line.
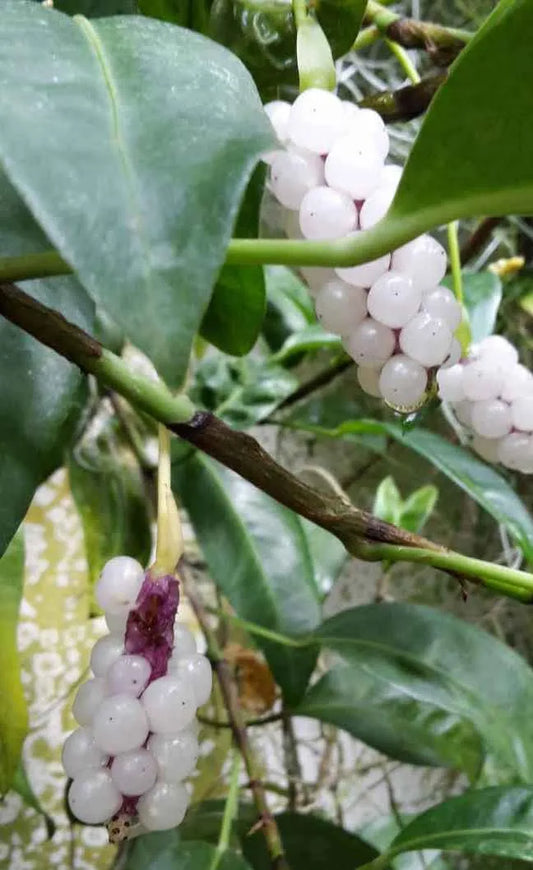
[436, 365, 465, 403]
[367, 271, 421, 328]
[105, 610, 129, 636]
[462, 361, 503, 402]
[336, 233, 391, 287]
[96, 556, 144, 615]
[315, 280, 367, 336]
[476, 335, 519, 368]
[92, 694, 149, 755]
[270, 149, 325, 210]
[111, 748, 158, 796]
[90, 634, 124, 678]
[472, 435, 501, 464]
[400, 313, 453, 367]
[137, 781, 189, 831]
[471, 399, 512, 439]
[172, 623, 197, 660]
[380, 164, 402, 189]
[501, 364, 533, 402]
[264, 100, 291, 144]
[379, 355, 428, 409]
[106, 655, 151, 698]
[72, 678, 107, 726]
[357, 365, 382, 398]
[345, 108, 389, 160]
[148, 728, 199, 783]
[345, 318, 395, 368]
[68, 770, 122, 825]
[142, 675, 197, 734]
[511, 396, 533, 432]
[454, 401, 473, 428]
[498, 432, 533, 472]
[359, 184, 396, 229]
[288, 88, 345, 154]
[422, 286, 462, 330]
[62, 727, 109, 779]
[299, 267, 337, 297]
[299, 186, 357, 240]
[324, 135, 383, 200]
[341, 100, 360, 125]
[172, 654, 213, 707]
[392, 235, 447, 291]
[441, 337, 462, 368]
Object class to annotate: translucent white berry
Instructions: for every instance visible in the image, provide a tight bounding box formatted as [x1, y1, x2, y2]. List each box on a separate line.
[264, 100, 291, 144]
[137, 781, 189, 832]
[399, 313, 453, 367]
[392, 235, 447, 291]
[288, 88, 345, 154]
[436, 364, 465, 403]
[172, 654, 213, 707]
[501, 364, 533, 402]
[142, 675, 197, 734]
[105, 611, 129, 636]
[357, 365, 382, 398]
[379, 354, 428, 409]
[95, 556, 144, 615]
[299, 267, 337, 298]
[511, 396, 533, 432]
[148, 728, 199, 783]
[422, 286, 462, 331]
[299, 186, 357, 240]
[476, 335, 519, 368]
[359, 184, 396, 229]
[367, 271, 421, 328]
[462, 361, 503, 402]
[380, 164, 402, 189]
[315, 280, 367, 336]
[345, 318, 395, 368]
[111, 748, 158, 796]
[324, 135, 384, 200]
[498, 432, 533, 472]
[441, 337, 462, 368]
[454, 401, 473, 428]
[172, 623, 197, 659]
[92, 694, 149, 755]
[336, 233, 391, 288]
[473, 435, 501, 464]
[341, 100, 360, 125]
[90, 634, 124, 678]
[345, 108, 389, 160]
[72, 678, 107, 726]
[62, 727, 109, 778]
[106, 655, 151, 698]
[471, 399, 512, 439]
[270, 149, 325, 210]
[68, 770, 122, 825]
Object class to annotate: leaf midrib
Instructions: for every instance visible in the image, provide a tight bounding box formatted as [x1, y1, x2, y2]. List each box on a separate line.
[392, 825, 533, 857]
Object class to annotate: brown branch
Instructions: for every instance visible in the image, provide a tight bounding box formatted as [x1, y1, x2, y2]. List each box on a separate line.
[359, 72, 447, 123]
[197, 712, 282, 729]
[460, 217, 502, 265]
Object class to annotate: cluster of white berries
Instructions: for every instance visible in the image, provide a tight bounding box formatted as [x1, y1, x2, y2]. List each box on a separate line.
[62, 557, 212, 832]
[437, 336, 533, 474]
[263, 88, 461, 412]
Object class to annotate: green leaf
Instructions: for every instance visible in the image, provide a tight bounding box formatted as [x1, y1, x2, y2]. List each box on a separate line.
[68, 412, 152, 607]
[361, 813, 450, 870]
[400, 485, 438, 534]
[122, 836, 253, 870]
[263, 266, 314, 353]
[271, 325, 343, 364]
[0, 2, 274, 386]
[242, 812, 379, 870]
[443, 271, 502, 343]
[386, 787, 533, 864]
[373, 476, 402, 527]
[139, 0, 213, 29]
[12, 763, 56, 838]
[172, 452, 321, 704]
[300, 519, 346, 597]
[201, 166, 267, 357]
[0, 276, 93, 557]
[40, 0, 138, 14]
[297, 603, 533, 782]
[0, 533, 27, 794]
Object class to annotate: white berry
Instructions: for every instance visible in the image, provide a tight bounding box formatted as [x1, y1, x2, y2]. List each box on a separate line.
[137, 781, 189, 831]
[148, 728, 199, 783]
[288, 88, 345, 154]
[345, 108, 389, 160]
[345, 318, 395, 368]
[454, 401, 473, 428]
[90, 634, 124, 678]
[68, 770, 122, 825]
[472, 435, 501, 464]
[367, 271, 421, 328]
[462, 361, 503, 402]
[315, 280, 367, 336]
[264, 100, 291, 143]
[105, 611, 129, 636]
[357, 365, 382, 398]
[270, 149, 325, 210]
[476, 335, 519, 368]
[422, 286, 462, 330]
[392, 235, 447, 291]
[471, 399, 512, 439]
[62, 727, 109, 779]
[111, 748, 158, 796]
[501, 364, 533, 402]
[299, 186, 357, 240]
[92, 694, 149, 755]
[299, 267, 337, 297]
[106, 655, 151, 698]
[324, 135, 384, 200]
[172, 654, 213, 707]
[379, 354, 428, 409]
[95, 556, 144, 615]
[359, 184, 396, 229]
[511, 396, 533, 432]
[380, 164, 402, 189]
[172, 623, 197, 659]
[441, 337, 462, 368]
[400, 313, 453, 367]
[142, 675, 197, 734]
[335, 233, 391, 287]
[498, 432, 533, 472]
[72, 678, 107, 726]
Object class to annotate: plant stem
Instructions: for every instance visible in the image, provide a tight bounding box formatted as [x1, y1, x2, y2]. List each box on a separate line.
[205, 607, 309, 648]
[210, 749, 241, 870]
[385, 39, 420, 84]
[352, 25, 380, 51]
[359, 72, 446, 122]
[184, 578, 290, 870]
[292, 0, 307, 29]
[447, 221, 464, 306]
[153, 424, 184, 576]
[198, 712, 283, 729]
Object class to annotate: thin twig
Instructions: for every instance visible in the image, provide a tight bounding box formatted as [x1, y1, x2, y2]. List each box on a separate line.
[198, 713, 283, 729]
[460, 217, 502, 264]
[359, 72, 447, 123]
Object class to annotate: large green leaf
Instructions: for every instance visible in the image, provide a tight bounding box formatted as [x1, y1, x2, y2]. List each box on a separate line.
[172, 452, 321, 704]
[0, 533, 27, 794]
[300, 519, 346, 597]
[443, 271, 502, 343]
[296, 603, 533, 782]
[123, 836, 253, 870]
[0, 2, 274, 386]
[385, 787, 533, 865]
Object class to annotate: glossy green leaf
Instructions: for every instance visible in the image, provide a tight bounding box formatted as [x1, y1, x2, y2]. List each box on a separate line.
[243, 812, 379, 870]
[443, 271, 502, 343]
[0, 2, 274, 386]
[300, 519, 346, 597]
[0, 276, 93, 557]
[263, 266, 314, 353]
[122, 836, 253, 870]
[271, 325, 343, 364]
[201, 166, 266, 357]
[0, 533, 27, 794]
[297, 603, 533, 781]
[40, 0, 137, 14]
[12, 763, 55, 838]
[68, 413, 152, 606]
[361, 814, 450, 870]
[386, 787, 533, 864]
[172, 453, 321, 704]
[400, 485, 438, 534]
[139, 0, 212, 30]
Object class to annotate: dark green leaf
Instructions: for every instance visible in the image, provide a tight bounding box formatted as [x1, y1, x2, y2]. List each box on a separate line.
[300, 519, 346, 597]
[443, 271, 502, 343]
[243, 812, 379, 870]
[361, 814, 450, 870]
[122, 835, 253, 870]
[68, 412, 152, 607]
[139, 0, 212, 29]
[297, 603, 533, 782]
[387, 787, 533, 864]
[0, 168, 50, 257]
[0, 2, 274, 386]
[181, 800, 256, 844]
[172, 453, 321, 704]
[201, 166, 267, 357]
[45, 0, 138, 13]
[0, 276, 93, 557]
[263, 266, 314, 353]
[0, 533, 27, 794]
[271, 325, 343, 364]
[12, 763, 55, 838]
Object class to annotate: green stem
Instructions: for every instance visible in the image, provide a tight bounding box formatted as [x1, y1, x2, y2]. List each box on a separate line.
[292, 0, 308, 28]
[210, 750, 241, 870]
[447, 221, 464, 306]
[357, 856, 390, 870]
[209, 607, 310, 649]
[352, 25, 380, 51]
[385, 38, 420, 84]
